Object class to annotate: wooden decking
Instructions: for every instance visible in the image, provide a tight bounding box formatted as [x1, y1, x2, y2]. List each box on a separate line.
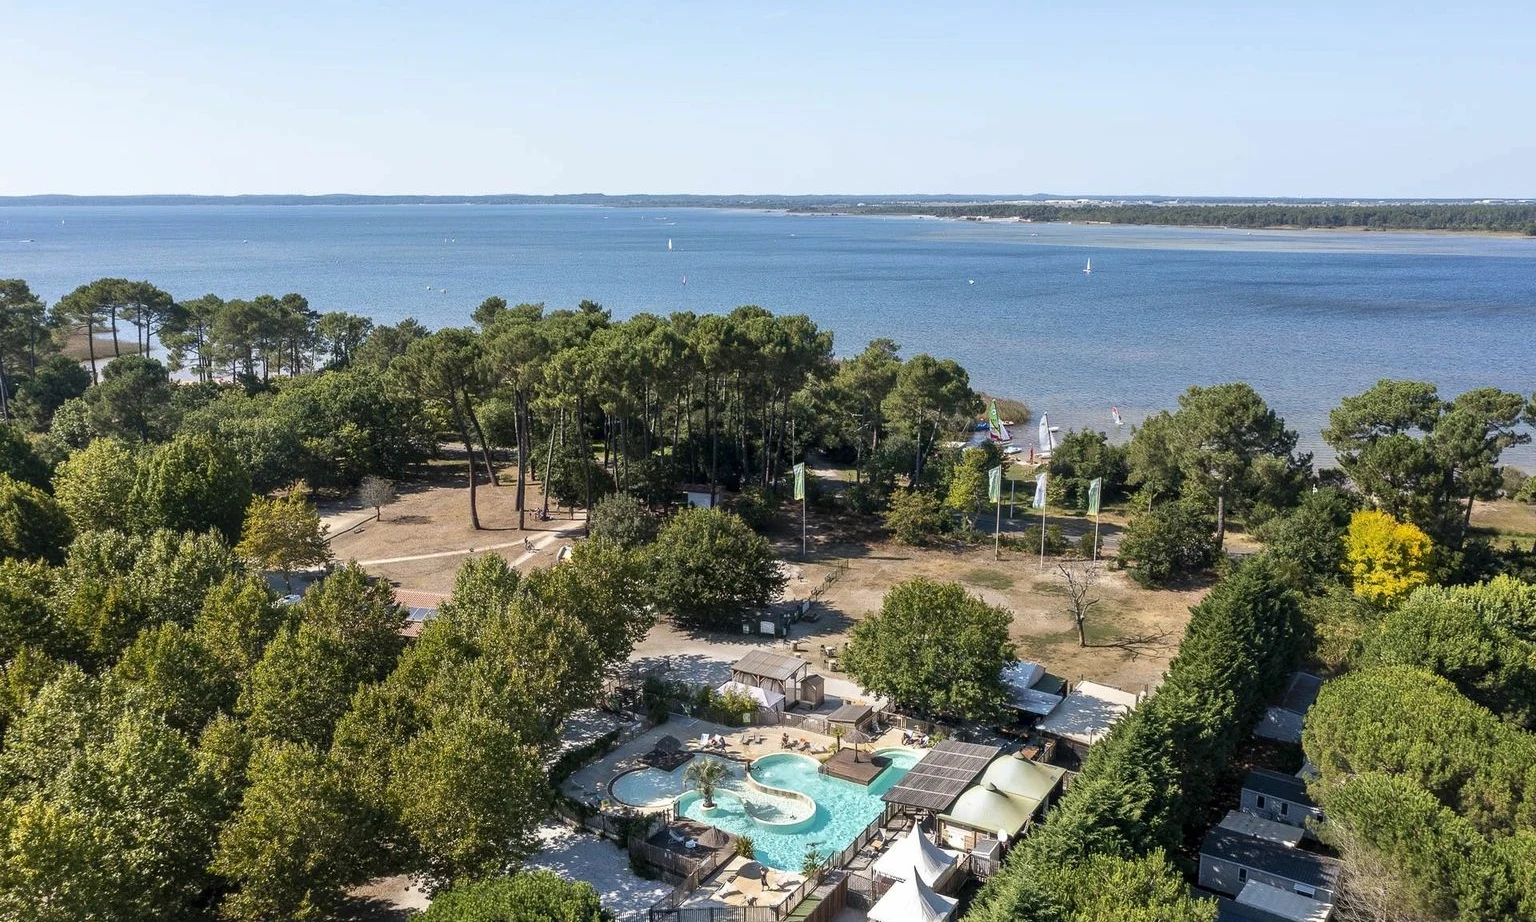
[820, 749, 891, 785]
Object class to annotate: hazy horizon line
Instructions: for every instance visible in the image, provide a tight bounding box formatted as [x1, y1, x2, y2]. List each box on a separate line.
[3, 192, 1532, 206]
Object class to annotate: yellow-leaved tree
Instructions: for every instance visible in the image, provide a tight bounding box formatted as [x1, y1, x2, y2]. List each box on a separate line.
[1344, 509, 1432, 606]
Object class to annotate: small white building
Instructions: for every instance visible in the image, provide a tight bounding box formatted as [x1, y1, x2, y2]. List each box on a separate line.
[679, 483, 717, 509]
[1036, 680, 1140, 754]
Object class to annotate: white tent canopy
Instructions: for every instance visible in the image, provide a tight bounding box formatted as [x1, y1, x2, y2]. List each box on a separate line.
[715, 680, 786, 712]
[868, 869, 957, 922]
[873, 827, 958, 886]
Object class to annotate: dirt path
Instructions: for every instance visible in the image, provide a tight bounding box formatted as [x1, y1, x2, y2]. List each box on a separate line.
[324, 464, 586, 594]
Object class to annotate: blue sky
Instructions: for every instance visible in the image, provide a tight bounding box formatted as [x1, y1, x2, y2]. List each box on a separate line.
[2, 1, 1532, 197]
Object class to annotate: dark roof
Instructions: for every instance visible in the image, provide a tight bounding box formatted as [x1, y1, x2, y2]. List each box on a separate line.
[828, 703, 873, 725]
[882, 741, 1001, 812]
[1200, 828, 1340, 891]
[1243, 769, 1316, 807]
[1279, 673, 1324, 715]
[732, 650, 809, 683]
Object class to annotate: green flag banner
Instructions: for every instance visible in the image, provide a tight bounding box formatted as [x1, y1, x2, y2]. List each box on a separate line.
[1087, 477, 1102, 516]
[988, 465, 1002, 504]
[793, 463, 806, 501]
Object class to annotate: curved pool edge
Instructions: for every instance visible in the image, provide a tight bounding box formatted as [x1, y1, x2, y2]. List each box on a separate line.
[607, 765, 679, 812]
[743, 754, 820, 834]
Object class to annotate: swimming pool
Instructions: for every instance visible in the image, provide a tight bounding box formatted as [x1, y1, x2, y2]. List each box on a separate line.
[676, 747, 921, 870]
[610, 756, 814, 828]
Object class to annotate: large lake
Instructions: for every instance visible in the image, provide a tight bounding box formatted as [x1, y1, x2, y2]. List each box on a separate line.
[3, 204, 1534, 460]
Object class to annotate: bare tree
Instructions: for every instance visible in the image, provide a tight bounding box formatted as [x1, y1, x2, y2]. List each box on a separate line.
[1057, 559, 1172, 656]
[1324, 823, 1437, 922]
[357, 476, 398, 521]
[1057, 561, 1101, 647]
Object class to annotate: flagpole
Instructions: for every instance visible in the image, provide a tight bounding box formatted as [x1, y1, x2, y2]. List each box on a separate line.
[801, 458, 807, 560]
[994, 474, 1003, 562]
[1039, 502, 1048, 570]
[1093, 510, 1101, 565]
[1010, 479, 1015, 520]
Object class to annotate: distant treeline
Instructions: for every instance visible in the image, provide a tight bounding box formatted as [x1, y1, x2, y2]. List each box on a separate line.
[805, 202, 1536, 234]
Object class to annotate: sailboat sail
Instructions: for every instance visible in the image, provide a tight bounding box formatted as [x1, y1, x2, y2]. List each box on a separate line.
[668, 238, 673, 251]
[1083, 258, 1092, 274]
[1111, 406, 1123, 427]
[1038, 413, 1053, 455]
[988, 401, 1011, 442]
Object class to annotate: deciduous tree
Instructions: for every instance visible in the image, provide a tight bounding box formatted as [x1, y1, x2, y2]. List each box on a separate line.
[0, 474, 72, 564]
[842, 577, 1014, 721]
[129, 434, 252, 543]
[416, 872, 606, 922]
[52, 437, 140, 534]
[212, 742, 363, 922]
[236, 488, 331, 588]
[1345, 509, 1432, 606]
[651, 507, 785, 629]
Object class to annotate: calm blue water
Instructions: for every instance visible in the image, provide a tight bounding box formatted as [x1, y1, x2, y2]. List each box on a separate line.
[3, 204, 1534, 460]
[676, 750, 918, 870]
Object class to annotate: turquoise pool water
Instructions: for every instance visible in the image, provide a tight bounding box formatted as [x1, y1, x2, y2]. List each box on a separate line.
[677, 748, 921, 870]
[610, 756, 814, 824]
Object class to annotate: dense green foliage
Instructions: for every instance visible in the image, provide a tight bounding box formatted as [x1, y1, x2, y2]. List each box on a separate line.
[650, 507, 785, 628]
[1303, 667, 1536, 919]
[0, 474, 72, 564]
[1047, 428, 1128, 510]
[586, 492, 657, 547]
[1116, 499, 1219, 587]
[416, 872, 608, 922]
[842, 578, 1015, 721]
[1323, 381, 1528, 556]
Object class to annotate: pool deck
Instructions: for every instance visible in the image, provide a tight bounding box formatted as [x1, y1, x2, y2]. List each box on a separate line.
[820, 749, 891, 785]
[567, 713, 928, 813]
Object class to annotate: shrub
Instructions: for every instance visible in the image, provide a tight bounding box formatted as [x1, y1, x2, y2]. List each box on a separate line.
[1118, 501, 1219, 587]
[883, 489, 951, 546]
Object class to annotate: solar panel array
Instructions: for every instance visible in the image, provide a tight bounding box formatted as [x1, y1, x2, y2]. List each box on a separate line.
[881, 740, 1001, 812]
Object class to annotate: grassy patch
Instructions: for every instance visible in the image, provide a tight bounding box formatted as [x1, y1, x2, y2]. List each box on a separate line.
[961, 568, 1015, 590]
[1472, 500, 1536, 538]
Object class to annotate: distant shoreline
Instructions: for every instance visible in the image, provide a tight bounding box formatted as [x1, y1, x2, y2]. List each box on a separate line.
[789, 210, 1536, 239]
[4, 194, 1532, 236]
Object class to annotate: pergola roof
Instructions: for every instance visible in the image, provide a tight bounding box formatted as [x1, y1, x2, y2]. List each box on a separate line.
[828, 703, 873, 725]
[716, 681, 785, 711]
[731, 650, 809, 683]
[882, 741, 1000, 812]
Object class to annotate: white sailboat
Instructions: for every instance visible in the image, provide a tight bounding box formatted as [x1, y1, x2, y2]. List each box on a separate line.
[668, 238, 673, 251]
[1083, 258, 1092, 274]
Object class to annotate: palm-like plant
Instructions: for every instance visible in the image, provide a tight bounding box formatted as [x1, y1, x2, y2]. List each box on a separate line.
[683, 757, 729, 809]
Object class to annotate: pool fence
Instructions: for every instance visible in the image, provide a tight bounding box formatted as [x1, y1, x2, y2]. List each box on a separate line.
[645, 803, 895, 922]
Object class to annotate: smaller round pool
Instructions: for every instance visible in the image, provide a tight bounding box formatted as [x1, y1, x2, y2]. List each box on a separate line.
[610, 755, 738, 810]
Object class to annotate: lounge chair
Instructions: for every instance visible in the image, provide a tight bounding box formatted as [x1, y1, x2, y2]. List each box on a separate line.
[697, 733, 710, 749]
[811, 744, 828, 754]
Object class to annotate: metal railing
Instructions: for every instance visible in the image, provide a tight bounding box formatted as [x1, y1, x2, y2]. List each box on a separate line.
[647, 804, 896, 922]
